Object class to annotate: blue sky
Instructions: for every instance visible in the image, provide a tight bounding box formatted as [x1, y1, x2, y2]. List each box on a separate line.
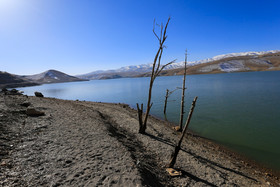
[0, 0, 279, 75]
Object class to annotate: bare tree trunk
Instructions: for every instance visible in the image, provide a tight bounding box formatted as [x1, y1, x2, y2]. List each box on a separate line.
[137, 17, 175, 134]
[136, 103, 143, 132]
[141, 78, 155, 133]
[168, 96, 198, 168]
[178, 50, 188, 131]
[163, 88, 179, 121]
[164, 89, 169, 115]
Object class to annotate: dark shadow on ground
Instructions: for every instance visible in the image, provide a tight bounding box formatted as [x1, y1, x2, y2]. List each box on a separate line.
[180, 148, 258, 182]
[176, 168, 218, 187]
[145, 133, 174, 147]
[144, 132, 258, 183]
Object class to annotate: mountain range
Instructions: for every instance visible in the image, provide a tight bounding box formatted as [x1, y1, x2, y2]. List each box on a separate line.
[1, 50, 280, 89]
[77, 50, 280, 80]
[149, 50, 280, 77]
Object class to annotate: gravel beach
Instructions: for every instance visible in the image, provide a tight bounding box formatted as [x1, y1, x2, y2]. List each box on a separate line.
[1, 92, 279, 186]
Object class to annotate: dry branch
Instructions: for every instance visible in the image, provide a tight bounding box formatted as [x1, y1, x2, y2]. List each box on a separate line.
[168, 96, 198, 168]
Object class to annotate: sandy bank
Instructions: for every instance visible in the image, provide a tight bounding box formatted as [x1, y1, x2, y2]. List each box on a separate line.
[0, 93, 279, 186]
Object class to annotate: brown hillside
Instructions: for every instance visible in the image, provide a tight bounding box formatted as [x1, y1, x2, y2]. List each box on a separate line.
[154, 52, 280, 77]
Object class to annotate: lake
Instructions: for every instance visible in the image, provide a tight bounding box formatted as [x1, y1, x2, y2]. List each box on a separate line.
[19, 71, 280, 171]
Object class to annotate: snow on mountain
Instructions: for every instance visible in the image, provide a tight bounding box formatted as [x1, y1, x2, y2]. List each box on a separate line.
[186, 50, 280, 66]
[219, 60, 248, 72]
[77, 64, 155, 79]
[78, 50, 280, 79]
[157, 50, 280, 70]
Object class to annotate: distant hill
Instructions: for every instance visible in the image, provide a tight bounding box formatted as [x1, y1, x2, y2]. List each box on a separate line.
[0, 71, 38, 89]
[0, 70, 87, 89]
[154, 51, 280, 77]
[76, 64, 155, 80]
[23, 70, 87, 84]
[77, 50, 280, 80]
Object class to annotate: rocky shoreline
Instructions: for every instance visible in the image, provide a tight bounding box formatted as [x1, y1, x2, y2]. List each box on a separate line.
[0, 91, 279, 186]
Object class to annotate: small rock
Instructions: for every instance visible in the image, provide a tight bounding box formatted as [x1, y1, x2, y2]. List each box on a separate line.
[11, 89, 18, 93]
[264, 173, 272, 177]
[1, 88, 7, 92]
[35, 92, 44, 97]
[26, 108, 45, 117]
[65, 160, 72, 164]
[20, 101, 31, 107]
[4, 88, 23, 95]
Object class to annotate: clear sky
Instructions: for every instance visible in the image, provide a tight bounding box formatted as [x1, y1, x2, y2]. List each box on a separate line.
[0, 0, 279, 75]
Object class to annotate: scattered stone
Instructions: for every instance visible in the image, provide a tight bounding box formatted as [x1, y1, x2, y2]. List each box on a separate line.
[121, 104, 129, 108]
[26, 108, 45, 117]
[1, 88, 8, 92]
[265, 172, 272, 177]
[20, 101, 31, 107]
[1, 161, 6, 166]
[10, 89, 18, 93]
[65, 160, 72, 164]
[3, 88, 23, 95]
[35, 92, 44, 97]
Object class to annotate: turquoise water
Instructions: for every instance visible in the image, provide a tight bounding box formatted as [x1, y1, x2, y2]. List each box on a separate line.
[19, 71, 280, 171]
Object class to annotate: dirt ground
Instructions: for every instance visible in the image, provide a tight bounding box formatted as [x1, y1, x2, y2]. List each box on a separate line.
[1, 92, 279, 186]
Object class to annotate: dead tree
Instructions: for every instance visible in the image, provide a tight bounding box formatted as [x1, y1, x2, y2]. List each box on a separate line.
[164, 89, 169, 115]
[168, 96, 198, 168]
[137, 17, 176, 134]
[164, 88, 179, 116]
[178, 50, 188, 131]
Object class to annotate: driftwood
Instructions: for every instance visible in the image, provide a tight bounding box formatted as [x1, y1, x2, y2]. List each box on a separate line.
[137, 17, 175, 134]
[178, 50, 188, 131]
[168, 96, 198, 168]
